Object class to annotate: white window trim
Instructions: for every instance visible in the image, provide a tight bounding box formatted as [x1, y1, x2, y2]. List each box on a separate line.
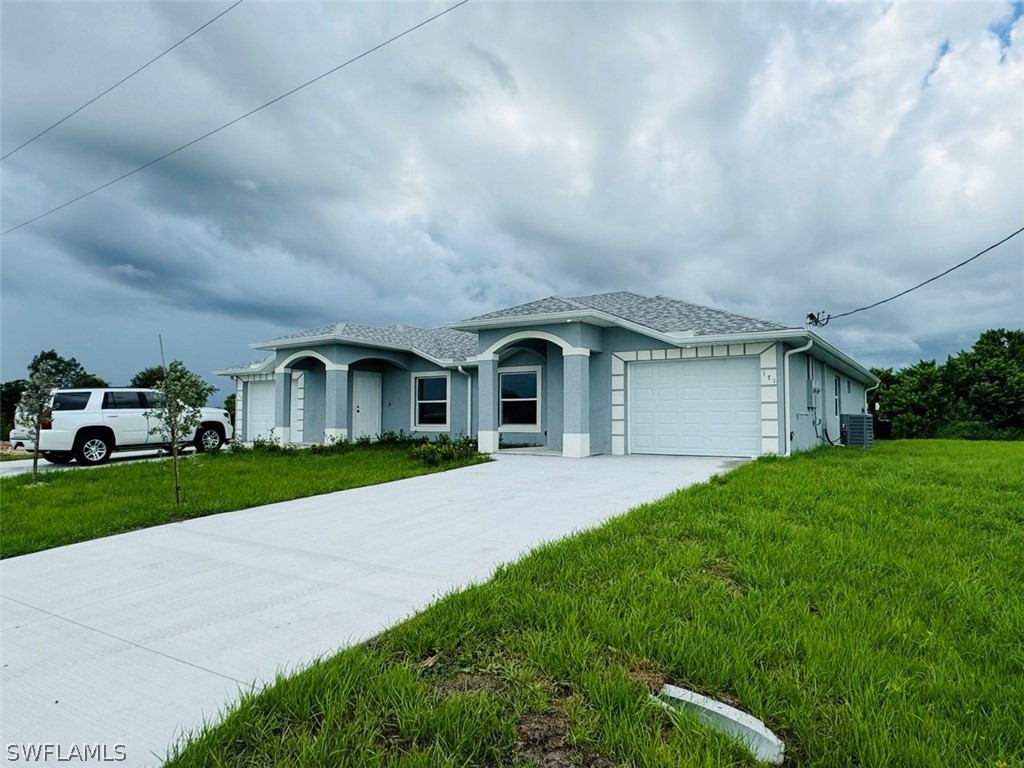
[498, 365, 542, 434]
[411, 371, 450, 432]
[834, 374, 841, 416]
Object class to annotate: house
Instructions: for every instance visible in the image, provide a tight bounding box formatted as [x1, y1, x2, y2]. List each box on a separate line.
[217, 292, 878, 457]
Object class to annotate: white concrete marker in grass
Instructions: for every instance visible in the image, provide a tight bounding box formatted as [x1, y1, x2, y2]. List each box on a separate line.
[652, 684, 785, 764]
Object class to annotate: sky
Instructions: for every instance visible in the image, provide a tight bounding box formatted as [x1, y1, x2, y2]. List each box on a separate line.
[2, 0, 1022, 402]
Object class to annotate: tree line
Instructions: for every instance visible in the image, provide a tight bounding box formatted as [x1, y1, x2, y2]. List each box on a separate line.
[868, 329, 1023, 440]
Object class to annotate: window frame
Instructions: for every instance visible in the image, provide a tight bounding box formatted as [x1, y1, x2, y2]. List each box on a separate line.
[498, 365, 542, 433]
[411, 372, 450, 432]
[834, 374, 842, 416]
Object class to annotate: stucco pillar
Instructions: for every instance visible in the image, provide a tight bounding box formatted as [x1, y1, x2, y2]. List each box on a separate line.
[477, 356, 500, 453]
[324, 365, 350, 443]
[562, 350, 591, 458]
[274, 370, 292, 444]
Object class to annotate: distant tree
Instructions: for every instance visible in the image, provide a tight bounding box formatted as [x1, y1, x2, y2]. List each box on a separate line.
[943, 329, 1024, 433]
[1, 379, 28, 440]
[28, 350, 107, 388]
[130, 366, 166, 389]
[18, 360, 62, 482]
[224, 393, 236, 426]
[148, 361, 216, 504]
[873, 329, 1024, 440]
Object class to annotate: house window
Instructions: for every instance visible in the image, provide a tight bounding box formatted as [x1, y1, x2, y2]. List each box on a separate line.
[499, 366, 541, 432]
[413, 373, 449, 430]
[834, 375, 841, 416]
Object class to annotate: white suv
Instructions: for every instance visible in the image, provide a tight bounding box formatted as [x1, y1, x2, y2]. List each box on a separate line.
[38, 388, 234, 466]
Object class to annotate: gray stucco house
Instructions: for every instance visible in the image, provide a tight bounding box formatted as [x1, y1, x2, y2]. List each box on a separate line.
[217, 292, 878, 457]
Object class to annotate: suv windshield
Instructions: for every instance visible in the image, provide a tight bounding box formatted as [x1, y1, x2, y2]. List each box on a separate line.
[52, 392, 91, 411]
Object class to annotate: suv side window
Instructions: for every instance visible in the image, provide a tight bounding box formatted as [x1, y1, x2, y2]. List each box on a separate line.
[141, 392, 165, 409]
[103, 392, 144, 409]
[52, 392, 91, 411]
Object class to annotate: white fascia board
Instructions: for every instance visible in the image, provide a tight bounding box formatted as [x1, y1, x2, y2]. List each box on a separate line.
[446, 310, 616, 331]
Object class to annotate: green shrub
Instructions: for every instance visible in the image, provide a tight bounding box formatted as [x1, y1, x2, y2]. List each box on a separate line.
[411, 434, 480, 467]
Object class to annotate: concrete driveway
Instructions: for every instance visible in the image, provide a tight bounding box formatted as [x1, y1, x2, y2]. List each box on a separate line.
[1, 454, 736, 766]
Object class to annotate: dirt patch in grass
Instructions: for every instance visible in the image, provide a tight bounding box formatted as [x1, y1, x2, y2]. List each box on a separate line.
[629, 659, 665, 693]
[377, 718, 410, 753]
[701, 560, 746, 596]
[432, 672, 502, 698]
[517, 710, 612, 768]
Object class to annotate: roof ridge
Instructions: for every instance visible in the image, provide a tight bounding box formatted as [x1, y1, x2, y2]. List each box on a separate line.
[651, 295, 789, 329]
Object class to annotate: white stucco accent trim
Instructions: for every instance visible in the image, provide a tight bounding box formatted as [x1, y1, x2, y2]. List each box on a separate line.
[275, 349, 348, 374]
[480, 329, 590, 358]
[324, 428, 349, 441]
[562, 346, 591, 357]
[562, 433, 591, 458]
[478, 430, 500, 454]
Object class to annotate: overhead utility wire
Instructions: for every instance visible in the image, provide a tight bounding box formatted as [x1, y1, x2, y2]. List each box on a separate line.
[806, 225, 1024, 327]
[1, 0, 246, 162]
[0, 0, 471, 237]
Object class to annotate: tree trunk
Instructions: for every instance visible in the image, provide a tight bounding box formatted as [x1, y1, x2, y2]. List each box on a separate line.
[32, 421, 41, 482]
[170, 423, 181, 505]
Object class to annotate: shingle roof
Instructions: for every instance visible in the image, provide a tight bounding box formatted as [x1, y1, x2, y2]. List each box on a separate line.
[260, 323, 478, 362]
[459, 291, 790, 336]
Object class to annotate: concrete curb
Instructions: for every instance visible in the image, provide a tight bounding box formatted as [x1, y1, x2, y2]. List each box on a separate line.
[651, 683, 785, 764]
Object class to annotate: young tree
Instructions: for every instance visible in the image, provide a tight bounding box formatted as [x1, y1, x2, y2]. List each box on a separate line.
[148, 361, 216, 504]
[130, 365, 166, 389]
[17, 359, 62, 482]
[1, 379, 28, 440]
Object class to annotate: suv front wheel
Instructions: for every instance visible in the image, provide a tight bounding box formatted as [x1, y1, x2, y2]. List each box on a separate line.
[194, 424, 225, 453]
[75, 432, 113, 466]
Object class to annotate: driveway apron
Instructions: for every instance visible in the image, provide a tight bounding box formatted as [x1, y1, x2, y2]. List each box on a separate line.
[1, 454, 735, 766]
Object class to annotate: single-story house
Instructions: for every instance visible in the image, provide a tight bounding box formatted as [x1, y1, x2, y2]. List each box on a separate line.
[217, 292, 878, 458]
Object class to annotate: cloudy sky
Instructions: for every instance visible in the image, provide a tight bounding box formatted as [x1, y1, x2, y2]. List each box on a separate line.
[2, 0, 1022, 399]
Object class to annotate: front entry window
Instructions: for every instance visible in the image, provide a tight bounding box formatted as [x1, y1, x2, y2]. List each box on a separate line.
[413, 374, 449, 429]
[500, 367, 540, 430]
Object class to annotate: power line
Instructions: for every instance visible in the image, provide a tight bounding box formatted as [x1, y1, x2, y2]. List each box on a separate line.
[1, 0, 246, 162]
[807, 225, 1024, 327]
[1, 0, 471, 237]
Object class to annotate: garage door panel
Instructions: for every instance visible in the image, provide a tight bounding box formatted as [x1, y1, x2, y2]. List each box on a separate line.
[628, 357, 760, 457]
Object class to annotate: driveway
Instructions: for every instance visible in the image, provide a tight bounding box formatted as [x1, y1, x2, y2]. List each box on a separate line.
[1, 454, 737, 766]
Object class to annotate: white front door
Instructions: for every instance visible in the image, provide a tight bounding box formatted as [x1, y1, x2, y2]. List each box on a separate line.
[352, 371, 382, 440]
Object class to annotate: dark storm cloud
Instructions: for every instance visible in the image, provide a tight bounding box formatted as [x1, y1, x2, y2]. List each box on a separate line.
[2, 0, 1022, 390]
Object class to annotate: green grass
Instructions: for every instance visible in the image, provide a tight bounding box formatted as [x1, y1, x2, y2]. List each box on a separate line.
[165, 441, 1024, 767]
[0, 445, 489, 559]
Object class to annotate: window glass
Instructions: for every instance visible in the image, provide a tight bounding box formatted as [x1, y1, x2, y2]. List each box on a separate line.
[142, 392, 166, 409]
[417, 377, 447, 402]
[500, 370, 540, 427]
[414, 376, 447, 427]
[502, 400, 538, 425]
[500, 373, 537, 400]
[103, 391, 143, 409]
[52, 392, 90, 411]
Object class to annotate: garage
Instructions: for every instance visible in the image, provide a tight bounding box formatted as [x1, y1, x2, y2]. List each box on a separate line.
[628, 357, 760, 457]
[245, 380, 276, 441]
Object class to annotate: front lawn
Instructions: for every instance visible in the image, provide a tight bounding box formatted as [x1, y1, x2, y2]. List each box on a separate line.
[166, 441, 1024, 767]
[0, 444, 489, 558]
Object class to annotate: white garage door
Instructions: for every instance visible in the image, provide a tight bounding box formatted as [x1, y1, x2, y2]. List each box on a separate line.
[629, 357, 760, 457]
[245, 380, 275, 442]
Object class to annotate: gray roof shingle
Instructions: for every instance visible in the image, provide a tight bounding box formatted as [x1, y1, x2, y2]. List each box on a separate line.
[260, 323, 478, 362]
[459, 291, 789, 336]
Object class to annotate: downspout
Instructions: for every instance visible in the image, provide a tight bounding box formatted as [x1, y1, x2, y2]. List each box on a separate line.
[783, 338, 813, 457]
[864, 379, 881, 421]
[457, 366, 472, 438]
